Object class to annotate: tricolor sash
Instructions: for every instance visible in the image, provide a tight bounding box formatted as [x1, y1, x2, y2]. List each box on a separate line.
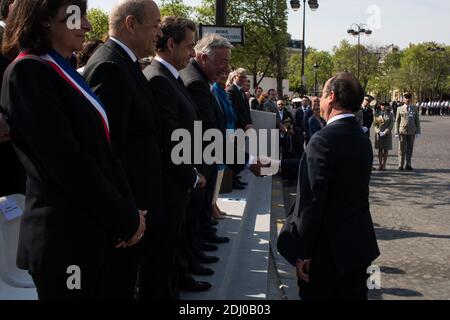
[17, 50, 111, 143]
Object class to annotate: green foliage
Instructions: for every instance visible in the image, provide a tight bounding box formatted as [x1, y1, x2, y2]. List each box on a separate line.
[194, 0, 289, 94]
[87, 8, 109, 41]
[159, 0, 193, 19]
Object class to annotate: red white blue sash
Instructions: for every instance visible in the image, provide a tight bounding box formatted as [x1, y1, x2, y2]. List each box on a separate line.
[17, 51, 111, 143]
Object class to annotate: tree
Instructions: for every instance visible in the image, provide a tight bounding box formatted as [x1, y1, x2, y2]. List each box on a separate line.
[367, 46, 403, 101]
[87, 8, 109, 41]
[195, 0, 289, 95]
[159, 0, 193, 19]
[332, 40, 380, 90]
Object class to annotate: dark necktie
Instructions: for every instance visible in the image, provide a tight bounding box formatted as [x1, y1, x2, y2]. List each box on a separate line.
[134, 60, 142, 73]
[177, 76, 185, 88]
[240, 89, 246, 103]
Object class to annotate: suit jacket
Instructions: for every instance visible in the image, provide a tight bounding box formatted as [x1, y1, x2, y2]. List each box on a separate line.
[308, 115, 325, 137]
[226, 83, 252, 130]
[395, 104, 421, 135]
[302, 107, 313, 139]
[144, 59, 199, 190]
[294, 116, 380, 274]
[0, 55, 139, 274]
[180, 60, 247, 173]
[362, 107, 374, 129]
[0, 53, 26, 196]
[263, 100, 277, 113]
[294, 108, 304, 131]
[276, 108, 293, 128]
[83, 39, 163, 215]
[355, 109, 363, 126]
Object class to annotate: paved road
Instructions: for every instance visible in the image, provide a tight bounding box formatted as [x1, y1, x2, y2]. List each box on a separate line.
[273, 115, 450, 300]
[369, 116, 450, 300]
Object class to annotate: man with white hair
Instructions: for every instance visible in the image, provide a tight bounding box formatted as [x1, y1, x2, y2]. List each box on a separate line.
[179, 33, 263, 291]
[83, 0, 163, 299]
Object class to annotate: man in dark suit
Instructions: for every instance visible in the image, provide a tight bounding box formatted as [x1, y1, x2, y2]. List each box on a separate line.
[143, 16, 211, 297]
[179, 35, 232, 255]
[275, 99, 293, 129]
[0, 0, 25, 197]
[226, 68, 253, 131]
[179, 34, 263, 255]
[83, 0, 163, 300]
[302, 97, 314, 145]
[226, 68, 254, 190]
[293, 72, 380, 300]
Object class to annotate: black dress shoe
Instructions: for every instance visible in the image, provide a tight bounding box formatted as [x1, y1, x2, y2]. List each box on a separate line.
[200, 243, 218, 251]
[190, 264, 214, 276]
[398, 166, 404, 171]
[203, 233, 230, 244]
[196, 252, 219, 264]
[232, 182, 245, 190]
[180, 277, 212, 292]
[236, 179, 248, 186]
[405, 166, 414, 171]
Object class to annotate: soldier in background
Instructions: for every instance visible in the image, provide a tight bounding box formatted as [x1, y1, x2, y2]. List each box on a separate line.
[395, 93, 421, 171]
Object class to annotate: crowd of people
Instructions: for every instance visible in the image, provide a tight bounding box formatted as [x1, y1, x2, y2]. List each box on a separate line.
[419, 100, 450, 116]
[0, 0, 439, 301]
[0, 0, 268, 300]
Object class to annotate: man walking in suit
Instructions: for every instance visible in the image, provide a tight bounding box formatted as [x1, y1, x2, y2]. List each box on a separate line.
[395, 93, 421, 171]
[143, 16, 211, 297]
[226, 68, 253, 131]
[293, 72, 380, 300]
[83, 0, 163, 299]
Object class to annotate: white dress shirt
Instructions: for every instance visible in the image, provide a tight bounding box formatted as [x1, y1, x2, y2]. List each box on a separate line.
[327, 113, 356, 125]
[154, 56, 180, 79]
[109, 37, 138, 63]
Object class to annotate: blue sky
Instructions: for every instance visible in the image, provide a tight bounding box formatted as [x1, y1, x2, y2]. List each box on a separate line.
[89, 0, 450, 52]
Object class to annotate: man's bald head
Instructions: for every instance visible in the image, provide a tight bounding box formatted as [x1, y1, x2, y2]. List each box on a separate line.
[109, 0, 158, 34]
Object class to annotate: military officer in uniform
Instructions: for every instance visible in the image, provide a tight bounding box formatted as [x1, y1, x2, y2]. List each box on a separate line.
[395, 93, 421, 171]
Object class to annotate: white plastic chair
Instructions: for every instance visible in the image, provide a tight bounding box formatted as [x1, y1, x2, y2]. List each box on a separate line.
[0, 194, 35, 288]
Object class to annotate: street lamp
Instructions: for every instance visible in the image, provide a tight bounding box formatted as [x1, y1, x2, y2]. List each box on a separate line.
[313, 62, 320, 96]
[347, 23, 372, 81]
[426, 45, 445, 101]
[290, 0, 319, 95]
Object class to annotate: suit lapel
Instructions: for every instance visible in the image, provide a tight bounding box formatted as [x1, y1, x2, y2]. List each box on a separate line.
[152, 60, 200, 119]
[105, 40, 155, 103]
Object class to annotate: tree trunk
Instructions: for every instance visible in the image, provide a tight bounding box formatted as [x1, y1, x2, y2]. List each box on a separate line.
[275, 45, 284, 98]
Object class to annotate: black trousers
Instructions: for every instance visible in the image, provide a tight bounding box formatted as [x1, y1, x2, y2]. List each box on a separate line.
[139, 181, 189, 300]
[298, 245, 370, 300]
[105, 246, 139, 300]
[31, 272, 106, 300]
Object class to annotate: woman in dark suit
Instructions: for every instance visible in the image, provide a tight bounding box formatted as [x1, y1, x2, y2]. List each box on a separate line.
[0, 0, 145, 299]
